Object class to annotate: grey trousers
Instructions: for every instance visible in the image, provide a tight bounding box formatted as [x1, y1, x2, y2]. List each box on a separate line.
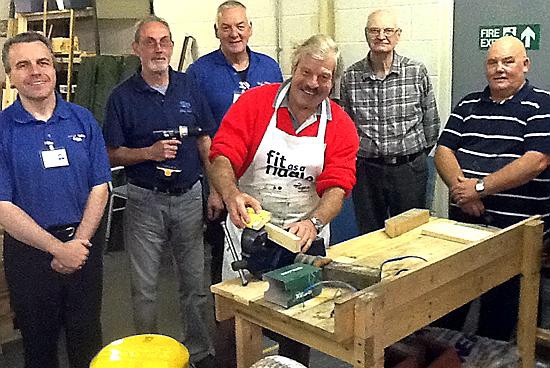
[353, 153, 428, 234]
[124, 182, 214, 362]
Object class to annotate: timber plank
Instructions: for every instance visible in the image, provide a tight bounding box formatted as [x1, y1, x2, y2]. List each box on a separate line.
[384, 208, 430, 238]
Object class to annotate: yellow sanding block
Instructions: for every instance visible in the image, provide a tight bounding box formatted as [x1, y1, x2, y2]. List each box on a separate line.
[243, 208, 301, 253]
[244, 208, 272, 230]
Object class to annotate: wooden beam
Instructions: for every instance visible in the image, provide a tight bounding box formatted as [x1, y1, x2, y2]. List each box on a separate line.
[421, 222, 494, 244]
[264, 223, 301, 253]
[384, 209, 430, 238]
[517, 219, 543, 368]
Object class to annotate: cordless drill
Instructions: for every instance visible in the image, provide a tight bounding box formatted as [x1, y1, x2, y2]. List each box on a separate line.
[152, 125, 203, 180]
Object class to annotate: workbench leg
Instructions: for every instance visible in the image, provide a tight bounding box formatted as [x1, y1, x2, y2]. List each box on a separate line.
[235, 314, 263, 368]
[353, 337, 384, 368]
[517, 220, 543, 368]
[354, 293, 385, 368]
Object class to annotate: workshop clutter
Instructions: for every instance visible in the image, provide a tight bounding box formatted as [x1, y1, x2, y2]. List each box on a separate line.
[386, 327, 519, 368]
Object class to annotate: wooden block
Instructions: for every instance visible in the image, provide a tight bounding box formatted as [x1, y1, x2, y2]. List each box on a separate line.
[322, 261, 381, 291]
[264, 223, 301, 253]
[421, 222, 494, 244]
[385, 209, 430, 238]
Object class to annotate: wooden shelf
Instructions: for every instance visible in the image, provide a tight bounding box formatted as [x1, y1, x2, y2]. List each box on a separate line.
[15, 7, 94, 22]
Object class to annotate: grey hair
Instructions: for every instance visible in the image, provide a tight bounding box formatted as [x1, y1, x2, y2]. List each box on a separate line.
[291, 34, 343, 81]
[215, 1, 249, 28]
[134, 15, 172, 43]
[2, 31, 54, 74]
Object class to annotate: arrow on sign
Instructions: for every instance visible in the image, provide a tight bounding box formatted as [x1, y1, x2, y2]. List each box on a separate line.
[521, 26, 536, 48]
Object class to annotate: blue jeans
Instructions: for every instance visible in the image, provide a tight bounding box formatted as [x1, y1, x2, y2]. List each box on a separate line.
[124, 181, 214, 362]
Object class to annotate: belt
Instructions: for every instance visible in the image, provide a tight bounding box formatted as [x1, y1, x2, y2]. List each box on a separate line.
[47, 223, 79, 242]
[129, 179, 197, 196]
[362, 151, 424, 165]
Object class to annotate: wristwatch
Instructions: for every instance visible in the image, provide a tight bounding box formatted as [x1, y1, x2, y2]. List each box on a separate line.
[309, 216, 325, 233]
[475, 179, 485, 195]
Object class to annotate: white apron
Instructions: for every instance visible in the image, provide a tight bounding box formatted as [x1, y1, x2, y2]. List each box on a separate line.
[222, 83, 330, 281]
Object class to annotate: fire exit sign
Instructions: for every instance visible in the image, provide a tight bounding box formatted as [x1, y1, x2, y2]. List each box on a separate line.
[479, 24, 540, 50]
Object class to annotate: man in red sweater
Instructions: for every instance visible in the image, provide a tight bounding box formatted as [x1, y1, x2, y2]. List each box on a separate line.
[209, 34, 359, 366]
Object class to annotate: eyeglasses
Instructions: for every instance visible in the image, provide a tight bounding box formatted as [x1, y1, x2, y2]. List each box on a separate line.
[141, 37, 173, 49]
[366, 27, 400, 37]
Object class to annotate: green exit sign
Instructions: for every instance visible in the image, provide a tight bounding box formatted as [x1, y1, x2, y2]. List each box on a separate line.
[479, 24, 540, 50]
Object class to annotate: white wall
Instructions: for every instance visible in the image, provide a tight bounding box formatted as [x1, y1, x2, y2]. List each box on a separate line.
[154, 0, 323, 76]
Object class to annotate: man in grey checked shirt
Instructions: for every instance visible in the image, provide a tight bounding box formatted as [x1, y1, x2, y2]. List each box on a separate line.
[340, 9, 440, 234]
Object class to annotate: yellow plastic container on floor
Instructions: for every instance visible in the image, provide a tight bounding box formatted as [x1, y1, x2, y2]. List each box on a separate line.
[90, 334, 189, 368]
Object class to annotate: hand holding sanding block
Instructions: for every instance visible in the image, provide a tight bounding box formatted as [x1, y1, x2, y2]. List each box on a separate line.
[262, 263, 322, 308]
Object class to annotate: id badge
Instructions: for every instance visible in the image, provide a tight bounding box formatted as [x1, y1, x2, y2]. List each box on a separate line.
[232, 92, 242, 103]
[41, 148, 69, 168]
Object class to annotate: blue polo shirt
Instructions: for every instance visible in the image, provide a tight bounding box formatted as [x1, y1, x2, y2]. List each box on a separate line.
[186, 47, 282, 128]
[0, 94, 112, 229]
[103, 68, 216, 189]
[438, 82, 550, 236]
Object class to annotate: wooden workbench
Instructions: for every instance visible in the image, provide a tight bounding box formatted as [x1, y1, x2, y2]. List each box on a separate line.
[211, 216, 543, 368]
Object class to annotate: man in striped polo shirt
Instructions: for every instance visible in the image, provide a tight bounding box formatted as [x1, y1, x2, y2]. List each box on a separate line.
[435, 35, 550, 341]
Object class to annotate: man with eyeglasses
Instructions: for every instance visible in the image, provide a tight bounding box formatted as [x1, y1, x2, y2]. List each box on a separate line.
[434, 36, 550, 341]
[103, 16, 216, 368]
[340, 9, 440, 234]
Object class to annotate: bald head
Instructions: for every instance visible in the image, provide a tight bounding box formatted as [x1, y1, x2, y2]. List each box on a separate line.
[367, 10, 398, 29]
[486, 35, 530, 101]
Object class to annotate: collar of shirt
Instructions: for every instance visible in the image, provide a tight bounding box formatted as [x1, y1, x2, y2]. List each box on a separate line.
[480, 80, 531, 104]
[11, 92, 70, 125]
[131, 66, 178, 94]
[362, 51, 402, 81]
[214, 46, 253, 70]
[273, 79, 332, 132]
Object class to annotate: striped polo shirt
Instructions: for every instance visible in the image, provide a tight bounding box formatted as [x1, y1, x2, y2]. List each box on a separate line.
[438, 82, 550, 236]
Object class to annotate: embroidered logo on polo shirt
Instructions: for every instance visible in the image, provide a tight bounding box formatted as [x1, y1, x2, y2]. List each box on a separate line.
[179, 100, 192, 113]
[68, 133, 86, 142]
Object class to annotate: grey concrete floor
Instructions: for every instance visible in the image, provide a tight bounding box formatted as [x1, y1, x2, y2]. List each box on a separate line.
[0, 248, 350, 367]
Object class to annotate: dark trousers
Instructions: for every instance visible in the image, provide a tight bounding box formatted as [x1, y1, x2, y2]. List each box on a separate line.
[434, 276, 520, 341]
[434, 206, 520, 341]
[3, 230, 103, 368]
[353, 154, 428, 234]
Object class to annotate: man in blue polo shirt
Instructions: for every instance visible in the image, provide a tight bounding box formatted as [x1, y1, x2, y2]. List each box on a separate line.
[187, 1, 282, 130]
[186, 0, 282, 288]
[103, 16, 215, 368]
[0, 32, 111, 368]
[435, 36, 550, 341]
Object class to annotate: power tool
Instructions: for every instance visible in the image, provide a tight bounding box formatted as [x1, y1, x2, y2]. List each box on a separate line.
[152, 125, 203, 180]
